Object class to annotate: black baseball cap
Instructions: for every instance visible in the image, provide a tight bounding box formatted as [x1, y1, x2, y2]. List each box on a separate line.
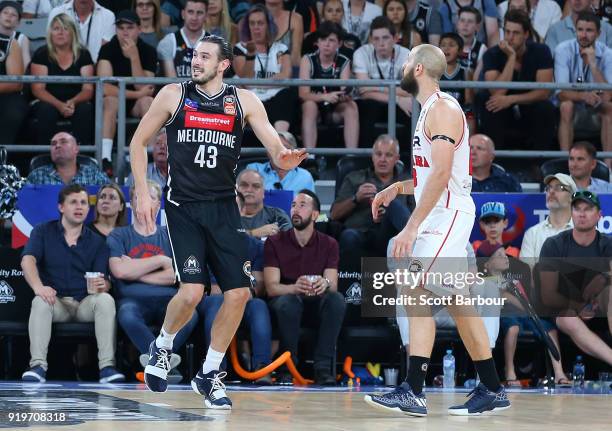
[571, 190, 601, 209]
[115, 10, 140, 25]
[0, 1, 22, 18]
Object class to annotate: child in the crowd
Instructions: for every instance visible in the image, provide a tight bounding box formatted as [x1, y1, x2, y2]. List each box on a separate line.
[476, 242, 570, 387]
[0, 1, 31, 68]
[473, 202, 520, 258]
[439, 32, 475, 132]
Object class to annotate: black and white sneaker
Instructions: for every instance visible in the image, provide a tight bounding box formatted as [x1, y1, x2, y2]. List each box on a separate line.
[191, 370, 232, 410]
[144, 341, 172, 393]
[364, 382, 427, 417]
[448, 383, 511, 416]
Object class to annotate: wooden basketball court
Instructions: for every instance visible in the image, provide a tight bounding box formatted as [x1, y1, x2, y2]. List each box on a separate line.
[0, 382, 610, 430]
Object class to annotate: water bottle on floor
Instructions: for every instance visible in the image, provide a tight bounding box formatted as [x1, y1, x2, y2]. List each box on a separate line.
[443, 349, 455, 388]
[572, 355, 585, 389]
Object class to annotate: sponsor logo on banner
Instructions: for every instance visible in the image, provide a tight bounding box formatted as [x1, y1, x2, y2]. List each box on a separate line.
[183, 255, 201, 274]
[184, 112, 235, 132]
[0, 280, 16, 303]
[223, 95, 236, 115]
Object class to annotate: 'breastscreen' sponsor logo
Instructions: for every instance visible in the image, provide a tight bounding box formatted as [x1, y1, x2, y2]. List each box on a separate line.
[184, 112, 235, 132]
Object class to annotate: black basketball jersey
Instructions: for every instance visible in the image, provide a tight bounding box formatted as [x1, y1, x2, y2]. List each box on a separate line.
[173, 29, 210, 78]
[307, 51, 349, 94]
[411, 1, 432, 43]
[459, 39, 483, 70]
[165, 81, 245, 203]
[441, 65, 468, 107]
[0, 34, 13, 75]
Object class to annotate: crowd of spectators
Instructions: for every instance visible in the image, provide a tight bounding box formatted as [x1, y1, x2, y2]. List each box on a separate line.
[2, 0, 612, 386]
[0, 0, 609, 169]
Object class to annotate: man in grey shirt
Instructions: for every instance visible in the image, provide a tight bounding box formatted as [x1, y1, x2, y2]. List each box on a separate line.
[237, 169, 291, 239]
[545, 0, 612, 52]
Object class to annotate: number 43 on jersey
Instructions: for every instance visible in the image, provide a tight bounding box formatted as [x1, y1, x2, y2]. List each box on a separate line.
[194, 145, 218, 168]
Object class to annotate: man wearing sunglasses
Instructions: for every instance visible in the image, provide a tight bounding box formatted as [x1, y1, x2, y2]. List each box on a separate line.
[539, 190, 612, 367]
[520, 173, 576, 263]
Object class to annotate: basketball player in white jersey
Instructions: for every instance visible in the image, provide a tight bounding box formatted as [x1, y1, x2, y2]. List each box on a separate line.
[364, 44, 511, 416]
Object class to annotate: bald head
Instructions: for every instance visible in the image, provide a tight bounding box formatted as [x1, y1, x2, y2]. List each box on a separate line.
[470, 134, 495, 151]
[407, 44, 447, 80]
[469, 134, 495, 169]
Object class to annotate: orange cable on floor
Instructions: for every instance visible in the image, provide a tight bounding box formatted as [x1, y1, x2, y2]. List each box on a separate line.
[229, 338, 313, 385]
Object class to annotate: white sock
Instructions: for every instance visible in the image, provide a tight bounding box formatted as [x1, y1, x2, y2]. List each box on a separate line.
[155, 327, 176, 350]
[102, 139, 113, 161]
[202, 347, 225, 374]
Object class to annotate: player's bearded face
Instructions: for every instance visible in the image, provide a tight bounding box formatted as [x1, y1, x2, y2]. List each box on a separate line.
[400, 66, 419, 96]
[192, 61, 219, 85]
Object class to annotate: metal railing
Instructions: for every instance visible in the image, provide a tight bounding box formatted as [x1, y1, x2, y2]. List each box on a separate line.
[1, 75, 611, 182]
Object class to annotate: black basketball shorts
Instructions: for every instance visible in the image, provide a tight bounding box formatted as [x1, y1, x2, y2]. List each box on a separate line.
[164, 197, 253, 291]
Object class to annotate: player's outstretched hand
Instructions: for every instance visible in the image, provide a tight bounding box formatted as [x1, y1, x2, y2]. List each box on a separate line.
[135, 188, 156, 234]
[276, 148, 308, 170]
[391, 226, 417, 258]
[371, 184, 399, 220]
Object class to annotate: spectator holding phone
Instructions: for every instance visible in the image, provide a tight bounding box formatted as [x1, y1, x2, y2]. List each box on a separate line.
[299, 21, 358, 149]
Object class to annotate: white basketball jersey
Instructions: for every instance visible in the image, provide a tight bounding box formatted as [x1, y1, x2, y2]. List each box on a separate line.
[412, 91, 475, 215]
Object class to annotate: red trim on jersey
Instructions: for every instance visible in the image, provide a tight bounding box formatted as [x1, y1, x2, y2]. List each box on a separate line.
[424, 210, 459, 275]
[454, 114, 466, 150]
[445, 189, 450, 208]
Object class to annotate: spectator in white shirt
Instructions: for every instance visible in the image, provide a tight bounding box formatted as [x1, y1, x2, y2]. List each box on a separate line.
[352, 16, 412, 146]
[48, 0, 115, 62]
[23, 0, 65, 18]
[342, 0, 382, 44]
[497, 0, 562, 42]
[520, 173, 575, 263]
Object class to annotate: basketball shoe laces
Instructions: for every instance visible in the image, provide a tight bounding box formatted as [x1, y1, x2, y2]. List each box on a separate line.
[155, 348, 171, 372]
[207, 371, 228, 400]
[463, 384, 490, 408]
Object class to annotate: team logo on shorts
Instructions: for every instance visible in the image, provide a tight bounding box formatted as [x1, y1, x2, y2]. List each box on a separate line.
[409, 260, 423, 273]
[183, 255, 201, 274]
[243, 260, 256, 288]
[223, 95, 236, 115]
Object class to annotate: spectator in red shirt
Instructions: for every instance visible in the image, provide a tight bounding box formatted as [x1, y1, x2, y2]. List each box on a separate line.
[264, 189, 345, 386]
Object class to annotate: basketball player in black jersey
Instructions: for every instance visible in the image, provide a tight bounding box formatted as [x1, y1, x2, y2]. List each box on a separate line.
[129, 34, 307, 410]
